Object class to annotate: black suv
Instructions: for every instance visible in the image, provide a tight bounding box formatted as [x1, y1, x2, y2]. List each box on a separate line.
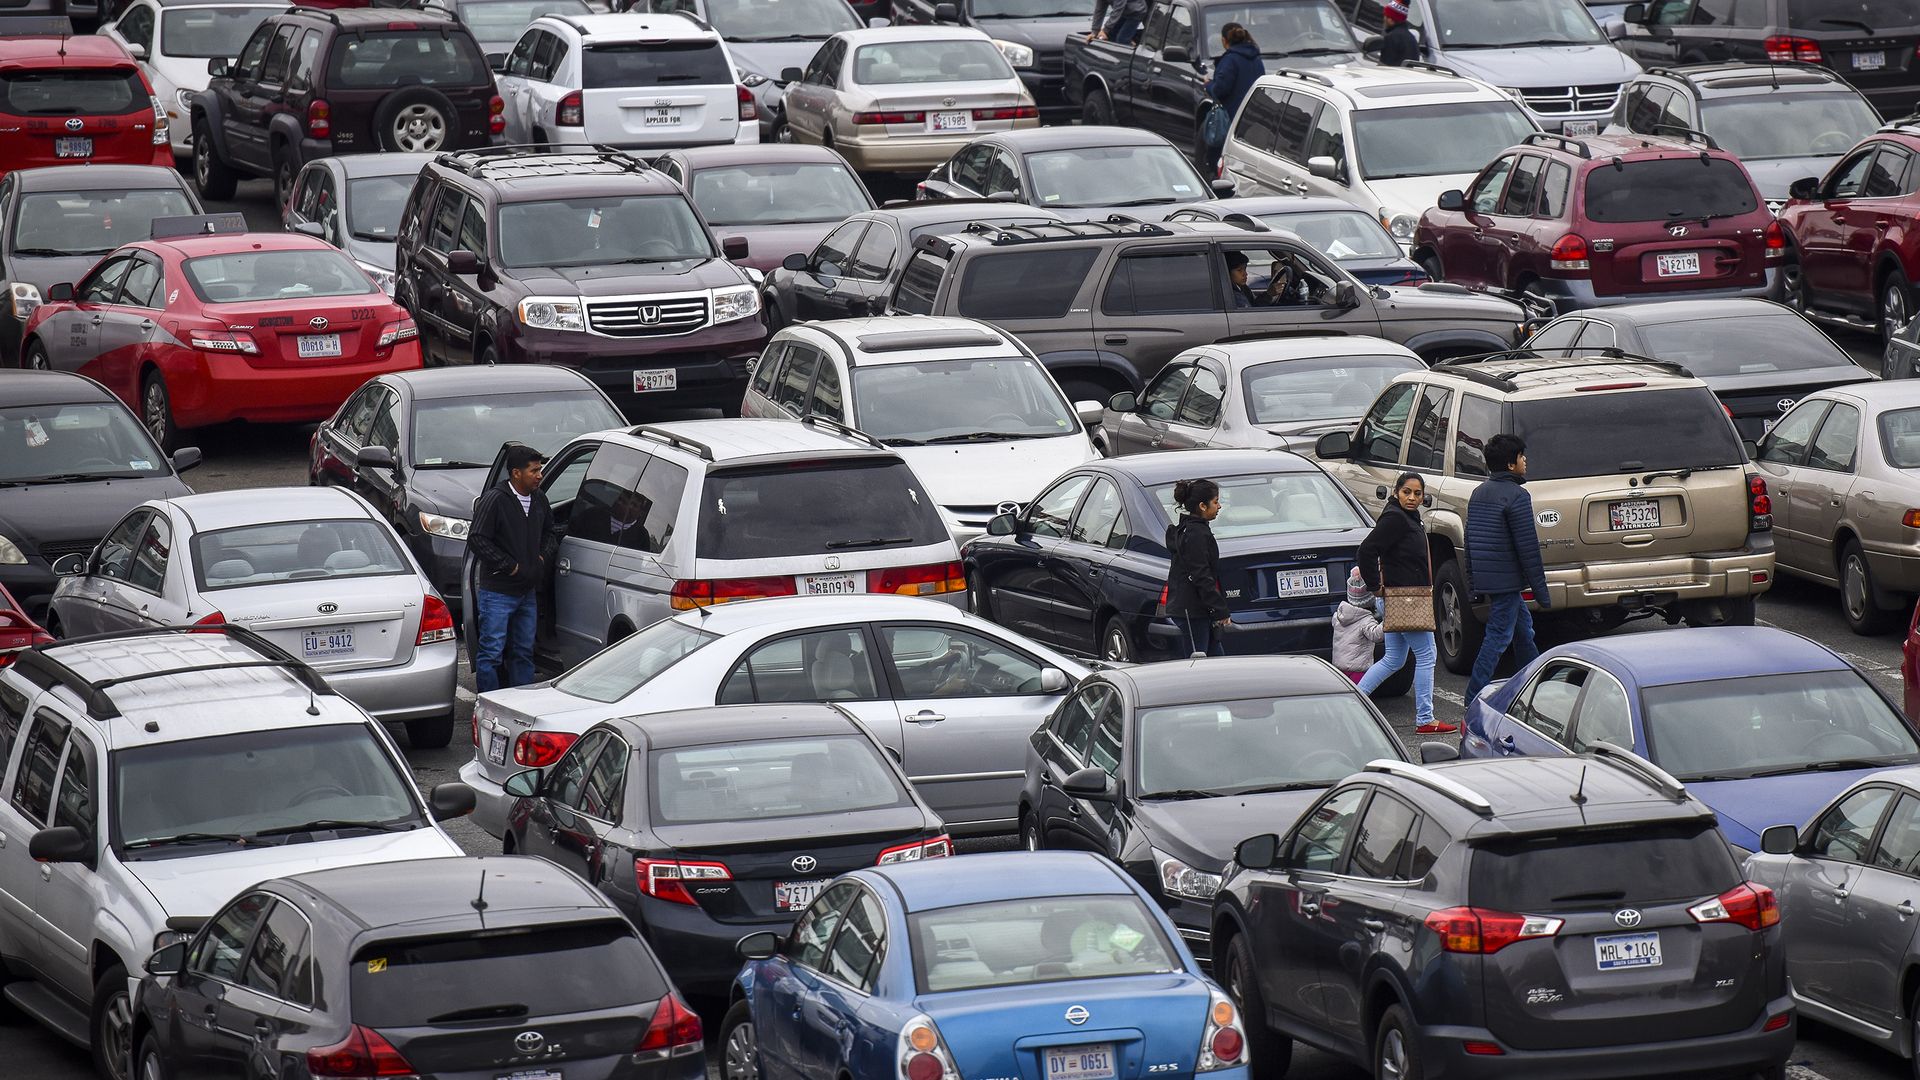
[394, 146, 767, 415]
[190, 6, 504, 205]
[1212, 749, 1794, 1079]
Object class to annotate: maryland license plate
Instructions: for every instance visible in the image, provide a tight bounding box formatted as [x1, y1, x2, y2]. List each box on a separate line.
[1045, 1045, 1116, 1080]
[1274, 567, 1329, 597]
[54, 136, 92, 157]
[302, 627, 354, 658]
[1595, 931, 1662, 971]
[487, 729, 508, 766]
[803, 573, 859, 595]
[927, 110, 973, 132]
[1561, 120, 1598, 136]
[1655, 253, 1700, 277]
[1855, 50, 1887, 70]
[775, 878, 831, 911]
[1608, 499, 1661, 531]
[633, 368, 677, 392]
[297, 333, 342, 358]
[497, 1070, 562, 1080]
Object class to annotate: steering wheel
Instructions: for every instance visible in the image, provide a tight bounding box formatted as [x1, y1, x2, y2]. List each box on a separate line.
[289, 783, 354, 805]
[1809, 130, 1853, 154]
[1804, 729, 1878, 758]
[981, 412, 1027, 428]
[1294, 749, 1353, 777]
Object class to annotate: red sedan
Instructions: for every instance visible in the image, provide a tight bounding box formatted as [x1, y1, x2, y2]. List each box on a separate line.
[0, 583, 53, 668]
[22, 216, 421, 449]
[1906, 599, 1920, 720]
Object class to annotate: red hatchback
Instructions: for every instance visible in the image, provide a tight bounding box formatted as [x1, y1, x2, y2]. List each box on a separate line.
[0, 35, 171, 179]
[21, 215, 421, 449]
[0, 583, 52, 668]
[1413, 131, 1782, 311]
[1778, 121, 1920, 339]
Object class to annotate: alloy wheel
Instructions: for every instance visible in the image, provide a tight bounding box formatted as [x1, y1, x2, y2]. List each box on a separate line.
[101, 992, 133, 1080]
[143, 381, 168, 445]
[1022, 819, 1040, 851]
[1378, 1028, 1408, 1080]
[1437, 580, 1464, 658]
[1888, 281, 1910, 334]
[1103, 623, 1132, 662]
[393, 104, 448, 151]
[193, 138, 211, 187]
[140, 1048, 163, 1080]
[724, 1021, 759, 1080]
[1845, 552, 1872, 623]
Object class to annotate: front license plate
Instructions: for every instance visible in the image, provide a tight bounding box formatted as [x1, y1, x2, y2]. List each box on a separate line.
[302, 627, 354, 658]
[646, 106, 681, 125]
[1608, 499, 1661, 531]
[775, 878, 831, 911]
[1655, 252, 1700, 278]
[633, 368, 678, 392]
[1855, 50, 1887, 70]
[1274, 567, 1330, 597]
[1046, 1044, 1116, 1080]
[803, 573, 859, 596]
[54, 136, 92, 157]
[927, 110, 973, 132]
[1595, 931, 1662, 971]
[297, 333, 343, 358]
[487, 730, 507, 766]
[1561, 120, 1598, 136]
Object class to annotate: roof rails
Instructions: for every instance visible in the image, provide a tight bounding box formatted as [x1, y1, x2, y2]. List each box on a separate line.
[1881, 112, 1920, 133]
[1401, 60, 1461, 78]
[1522, 131, 1591, 158]
[798, 414, 884, 449]
[1272, 69, 1335, 88]
[854, 328, 1003, 353]
[11, 624, 334, 722]
[150, 213, 248, 240]
[1436, 348, 1694, 381]
[434, 143, 650, 177]
[954, 218, 1174, 247]
[1643, 124, 1719, 150]
[1210, 329, 1353, 346]
[1364, 758, 1494, 816]
[629, 424, 715, 461]
[1586, 742, 1688, 800]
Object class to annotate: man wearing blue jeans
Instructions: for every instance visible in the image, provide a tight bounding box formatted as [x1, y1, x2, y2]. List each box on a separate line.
[467, 443, 557, 693]
[1464, 434, 1550, 706]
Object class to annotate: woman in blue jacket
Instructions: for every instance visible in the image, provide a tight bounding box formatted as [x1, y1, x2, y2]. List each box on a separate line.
[1202, 23, 1263, 170]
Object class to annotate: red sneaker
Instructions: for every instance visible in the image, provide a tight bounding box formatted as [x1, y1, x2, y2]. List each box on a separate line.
[1415, 721, 1460, 735]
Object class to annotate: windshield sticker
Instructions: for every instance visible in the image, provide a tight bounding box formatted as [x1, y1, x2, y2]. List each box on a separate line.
[23, 419, 47, 448]
[588, 209, 604, 229]
[1172, 184, 1192, 193]
[130, 459, 153, 470]
[365, 957, 387, 973]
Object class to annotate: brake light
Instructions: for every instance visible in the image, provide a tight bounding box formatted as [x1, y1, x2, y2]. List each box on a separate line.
[513, 729, 577, 767]
[307, 98, 330, 139]
[1548, 233, 1590, 273]
[416, 594, 454, 645]
[1763, 35, 1822, 62]
[635, 857, 731, 904]
[1764, 1013, 1792, 1032]
[738, 84, 758, 121]
[854, 110, 926, 125]
[191, 611, 226, 633]
[1463, 1041, 1505, 1055]
[306, 1025, 414, 1077]
[899, 1017, 960, 1080]
[1764, 219, 1785, 260]
[386, 20, 419, 28]
[151, 94, 169, 145]
[1689, 882, 1779, 930]
[973, 105, 1037, 121]
[1573, 381, 1646, 391]
[669, 576, 799, 609]
[1904, 509, 1920, 528]
[557, 90, 584, 127]
[378, 317, 419, 348]
[471, 713, 479, 746]
[489, 93, 506, 134]
[189, 330, 259, 355]
[1750, 474, 1773, 530]
[1424, 907, 1563, 953]
[877, 835, 952, 864]
[1197, 992, 1245, 1072]
[634, 992, 704, 1059]
[869, 561, 965, 597]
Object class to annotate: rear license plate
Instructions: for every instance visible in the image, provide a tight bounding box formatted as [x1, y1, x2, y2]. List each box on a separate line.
[498, 1071, 562, 1080]
[1855, 50, 1887, 69]
[646, 106, 681, 125]
[54, 136, 92, 157]
[1655, 253, 1700, 278]
[1561, 120, 1598, 136]
[302, 627, 354, 658]
[297, 333, 342, 358]
[1595, 931, 1662, 970]
[1608, 499, 1661, 531]
[928, 110, 973, 132]
[1045, 1045, 1116, 1080]
[633, 368, 678, 392]
[487, 730, 508, 766]
[803, 573, 859, 595]
[1274, 567, 1329, 597]
[775, 878, 831, 911]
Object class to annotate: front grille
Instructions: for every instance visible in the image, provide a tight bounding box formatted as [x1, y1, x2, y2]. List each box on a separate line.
[586, 294, 709, 337]
[39, 539, 97, 562]
[1519, 83, 1620, 115]
[1037, 52, 1065, 74]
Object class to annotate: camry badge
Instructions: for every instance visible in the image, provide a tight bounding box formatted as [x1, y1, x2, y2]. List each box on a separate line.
[792, 855, 818, 873]
[309, 316, 329, 331]
[1667, 224, 1687, 237]
[65, 117, 82, 131]
[1065, 1006, 1090, 1026]
[514, 1031, 545, 1053]
[1614, 909, 1642, 928]
[318, 602, 338, 614]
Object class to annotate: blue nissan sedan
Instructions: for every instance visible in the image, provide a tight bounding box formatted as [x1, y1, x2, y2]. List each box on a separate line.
[721, 851, 1249, 1080]
[1462, 626, 1920, 853]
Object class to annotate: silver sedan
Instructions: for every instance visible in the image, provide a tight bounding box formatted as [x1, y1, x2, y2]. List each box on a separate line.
[49, 485, 460, 745]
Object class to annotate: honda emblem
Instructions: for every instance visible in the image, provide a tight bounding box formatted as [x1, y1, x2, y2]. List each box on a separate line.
[639, 305, 662, 324]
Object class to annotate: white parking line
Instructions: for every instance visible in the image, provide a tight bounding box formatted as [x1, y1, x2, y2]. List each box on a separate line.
[456, 687, 476, 703]
[1434, 687, 1466, 707]
[1788, 1065, 1834, 1080]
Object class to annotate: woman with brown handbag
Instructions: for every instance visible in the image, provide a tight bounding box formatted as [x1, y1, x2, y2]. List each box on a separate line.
[1354, 472, 1453, 734]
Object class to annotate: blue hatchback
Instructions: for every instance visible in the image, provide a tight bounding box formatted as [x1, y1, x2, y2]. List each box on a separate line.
[1462, 625, 1920, 852]
[721, 851, 1249, 1080]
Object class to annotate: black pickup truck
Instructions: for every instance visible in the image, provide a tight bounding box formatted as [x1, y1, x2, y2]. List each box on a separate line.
[1062, 0, 1364, 158]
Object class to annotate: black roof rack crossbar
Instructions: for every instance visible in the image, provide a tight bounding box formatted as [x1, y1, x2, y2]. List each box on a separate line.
[629, 425, 715, 461]
[955, 218, 1174, 246]
[1273, 69, 1335, 87]
[434, 143, 649, 177]
[1644, 124, 1719, 150]
[150, 213, 249, 240]
[798, 414, 884, 448]
[286, 5, 344, 20]
[1437, 349, 1694, 380]
[1401, 60, 1461, 78]
[1881, 113, 1920, 132]
[1522, 131, 1591, 158]
[12, 624, 331, 721]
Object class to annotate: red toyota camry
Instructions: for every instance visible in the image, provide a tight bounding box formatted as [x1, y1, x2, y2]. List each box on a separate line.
[21, 215, 420, 448]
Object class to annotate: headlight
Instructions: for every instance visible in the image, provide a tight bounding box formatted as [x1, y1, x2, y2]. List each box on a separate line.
[993, 39, 1035, 68]
[176, 87, 195, 115]
[1155, 849, 1222, 900]
[10, 281, 40, 320]
[741, 71, 769, 87]
[517, 296, 586, 331]
[0, 535, 25, 565]
[357, 260, 397, 296]
[711, 284, 761, 323]
[1380, 209, 1418, 241]
[419, 512, 470, 539]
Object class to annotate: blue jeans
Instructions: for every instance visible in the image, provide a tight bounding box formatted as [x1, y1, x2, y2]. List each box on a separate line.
[474, 587, 537, 693]
[1465, 591, 1539, 706]
[1106, 16, 1139, 42]
[1357, 618, 1435, 726]
[1173, 616, 1227, 657]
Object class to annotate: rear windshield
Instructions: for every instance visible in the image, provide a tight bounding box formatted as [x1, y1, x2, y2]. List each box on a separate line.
[1201, 0, 1356, 57]
[956, 249, 1098, 320]
[852, 40, 1011, 84]
[1641, 669, 1920, 781]
[553, 618, 718, 703]
[162, 6, 278, 59]
[182, 249, 380, 303]
[1022, 145, 1206, 209]
[1352, 101, 1538, 181]
[347, 176, 413, 241]
[1149, 472, 1367, 538]
[190, 519, 413, 590]
[1788, 0, 1920, 28]
[696, 460, 948, 559]
[1633, 316, 1854, 377]
[1510, 387, 1744, 480]
[892, 251, 948, 315]
[1880, 406, 1920, 469]
[652, 735, 909, 824]
[0, 68, 144, 115]
[1242, 354, 1424, 426]
[911, 896, 1179, 993]
[1470, 823, 1738, 911]
[1582, 158, 1759, 224]
[329, 30, 488, 89]
[582, 41, 732, 88]
[349, 921, 666, 1026]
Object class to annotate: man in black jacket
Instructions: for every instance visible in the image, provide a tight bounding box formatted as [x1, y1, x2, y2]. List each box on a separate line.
[468, 443, 558, 692]
[1464, 434, 1550, 705]
[1379, 0, 1420, 66]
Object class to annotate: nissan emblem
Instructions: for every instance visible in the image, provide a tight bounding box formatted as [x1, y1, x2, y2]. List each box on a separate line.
[1065, 1005, 1090, 1025]
[1613, 908, 1642, 928]
[792, 855, 818, 873]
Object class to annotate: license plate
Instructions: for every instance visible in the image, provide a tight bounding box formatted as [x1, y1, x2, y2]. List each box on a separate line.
[633, 368, 678, 392]
[54, 136, 93, 157]
[646, 106, 681, 125]
[1561, 120, 1598, 136]
[498, 1071, 562, 1080]
[1274, 567, 1329, 598]
[302, 627, 354, 658]
[1855, 50, 1887, 70]
[1608, 499, 1661, 531]
[1595, 931, 1662, 971]
[297, 333, 342, 358]
[1655, 253, 1700, 278]
[927, 110, 973, 133]
[1045, 1044, 1116, 1080]
[775, 878, 831, 911]
[487, 730, 507, 766]
[803, 573, 859, 596]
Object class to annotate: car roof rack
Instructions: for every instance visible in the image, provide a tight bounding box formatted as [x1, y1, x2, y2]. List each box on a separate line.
[954, 218, 1174, 246]
[1437, 347, 1693, 380]
[798, 414, 885, 449]
[1642, 124, 1719, 150]
[1400, 60, 1460, 78]
[629, 424, 715, 461]
[1210, 329, 1353, 345]
[435, 143, 650, 178]
[1521, 131, 1591, 158]
[1586, 742, 1688, 800]
[12, 624, 334, 722]
[854, 327, 1003, 353]
[150, 213, 249, 240]
[1880, 113, 1920, 133]
[1364, 758, 1494, 816]
[1272, 69, 1335, 88]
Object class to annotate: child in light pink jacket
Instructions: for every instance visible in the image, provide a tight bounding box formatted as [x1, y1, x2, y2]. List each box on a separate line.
[1332, 568, 1384, 682]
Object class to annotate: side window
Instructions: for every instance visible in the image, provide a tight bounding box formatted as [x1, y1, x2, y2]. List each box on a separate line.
[984, 151, 1020, 199]
[1354, 381, 1418, 464]
[426, 187, 464, 254]
[718, 627, 878, 704]
[0, 683, 27, 774]
[288, 29, 321, 92]
[1175, 366, 1224, 427]
[1051, 685, 1107, 760]
[79, 256, 135, 305]
[118, 256, 165, 309]
[1286, 786, 1365, 873]
[1872, 794, 1920, 875]
[1807, 402, 1861, 472]
[577, 736, 629, 821]
[1758, 400, 1830, 466]
[570, 445, 647, 547]
[880, 625, 1045, 699]
[1026, 474, 1092, 539]
[1865, 147, 1912, 199]
[506, 29, 538, 76]
[1498, 156, 1543, 216]
[956, 249, 1099, 321]
[51, 735, 94, 842]
[1628, 85, 1672, 130]
[11, 713, 68, 826]
[190, 892, 273, 984]
[848, 225, 896, 282]
[948, 145, 992, 193]
[1468, 156, 1515, 215]
[1525, 318, 1584, 353]
[543, 444, 599, 510]
[530, 31, 563, 81]
[1164, 2, 1194, 54]
[1349, 792, 1419, 879]
[1521, 663, 1587, 743]
[1453, 394, 1500, 479]
[627, 458, 687, 554]
[1827, 147, 1880, 200]
[1069, 478, 1126, 546]
[259, 24, 298, 84]
[338, 384, 386, 445]
[1303, 104, 1344, 168]
[1655, 89, 1692, 135]
[1406, 815, 1446, 881]
[544, 729, 610, 809]
[814, 222, 865, 277]
[750, 343, 785, 396]
[1087, 693, 1122, 774]
[1139, 1, 1172, 50]
[1271, 93, 1317, 163]
[1138, 365, 1193, 420]
[457, 197, 487, 256]
[365, 392, 400, 454]
[126, 513, 173, 594]
[96, 510, 152, 583]
[1537, 161, 1571, 218]
[233, 22, 273, 79]
[809, 361, 845, 422]
[773, 344, 823, 414]
[825, 890, 886, 991]
[787, 882, 858, 970]
[1232, 87, 1283, 151]
[1404, 385, 1452, 472]
[1647, 0, 1692, 23]
[1570, 673, 1632, 754]
[1576, 320, 1615, 349]
[1809, 785, 1895, 864]
[116, 4, 154, 49]
[1102, 251, 1216, 315]
[243, 900, 313, 1005]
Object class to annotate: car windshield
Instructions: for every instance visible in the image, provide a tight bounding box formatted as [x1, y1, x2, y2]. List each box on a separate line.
[1023, 145, 1208, 207]
[182, 249, 380, 303]
[1632, 316, 1854, 376]
[114, 725, 421, 855]
[189, 518, 414, 590]
[1242, 354, 1426, 426]
[330, 30, 488, 88]
[1428, 0, 1605, 46]
[0, 68, 145, 115]
[689, 162, 872, 226]
[852, 40, 1013, 83]
[851, 357, 1076, 442]
[1583, 158, 1759, 223]
[1268, 210, 1402, 260]
[497, 195, 715, 268]
[1880, 407, 1920, 469]
[1788, 0, 1920, 29]
[1511, 387, 1744, 480]
[1641, 669, 1920, 781]
[1352, 101, 1539, 180]
[582, 41, 733, 88]
[1470, 823, 1738, 911]
[0, 402, 169, 483]
[1201, 0, 1357, 55]
[652, 735, 910, 824]
[346, 176, 414, 242]
[411, 391, 623, 466]
[12, 190, 194, 258]
[1699, 93, 1881, 161]
[1150, 472, 1366, 538]
[1136, 694, 1401, 797]
[697, 460, 949, 559]
[973, 0, 1095, 15]
[553, 618, 719, 702]
[350, 922, 666, 1026]
[160, 6, 279, 58]
[455, 0, 589, 42]
[693, 0, 860, 38]
[911, 896, 1179, 993]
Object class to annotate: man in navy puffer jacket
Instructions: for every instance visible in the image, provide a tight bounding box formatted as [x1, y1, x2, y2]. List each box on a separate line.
[1464, 434, 1550, 705]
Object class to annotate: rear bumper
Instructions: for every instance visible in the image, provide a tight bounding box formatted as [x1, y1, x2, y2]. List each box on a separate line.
[632, 893, 796, 997]
[838, 120, 1041, 171]
[459, 755, 512, 838]
[1422, 997, 1793, 1079]
[1143, 611, 1333, 659]
[321, 639, 459, 722]
[1530, 270, 1777, 312]
[153, 343, 424, 429]
[1540, 544, 1775, 610]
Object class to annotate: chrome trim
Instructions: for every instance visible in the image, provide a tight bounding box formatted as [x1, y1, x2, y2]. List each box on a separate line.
[581, 289, 712, 338]
[1363, 758, 1493, 815]
[909, 768, 1024, 783]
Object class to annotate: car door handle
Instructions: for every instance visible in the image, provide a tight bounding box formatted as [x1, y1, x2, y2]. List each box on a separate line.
[1831, 498, 1842, 507]
[0, 829, 7, 848]
[908, 710, 945, 724]
[1831, 887, 1850, 899]
[1901, 900, 1916, 917]
[39, 864, 50, 880]
[1103, 335, 1128, 345]
[1362, 918, 1387, 931]
[1833, 214, 1847, 224]
[138, 319, 153, 330]
[556, 558, 570, 573]
[89, 314, 102, 325]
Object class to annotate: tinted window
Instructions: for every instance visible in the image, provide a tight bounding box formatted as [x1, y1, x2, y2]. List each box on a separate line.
[1641, 670, 1920, 781]
[243, 900, 313, 1005]
[1405, 385, 1452, 471]
[0, 69, 145, 115]
[183, 250, 378, 303]
[571, 447, 686, 553]
[696, 461, 946, 559]
[1103, 252, 1215, 315]
[1071, 479, 1125, 546]
[1350, 793, 1419, 879]
[1052, 685, 1105, 760]
[578, 736, 629, 820]
[1454, 394, 1500, 478]
[192, 892, 271, 983]
[1510, 387, 1743, 480]
[1233, 87, 1284, 150]
[1241, 354, 1423, 426]
[350, 922, 667, 1025]
[958, 249, 1097, 320]
[1286, 786, 1364, 872]
[1873, 794, 1920, 874]
[1468, 157, 1512, 215]
[1470, 823, 1739, 910]
[51, 736, 93, 839]
[1634, 316, 1854, 376]
[1499, 156, 1543, 216]
[10, 714, 66, 826]
[826, 891, 886, 990]
[1584, 158, 1758, 223]
[329, 30, 488, 88]
[0, 683, 27, 773]
[1538, 161, 1570, 217]
[1026, 474, 1091, 539]
[1136, 694, 1401, 795]
[911, 896, 1177, 993]
[846, 225, 895, 281]
[126, 514, 171, 593]
[411, 390, 622, 465]
[1270, 92, 1316, 162]
[652, 735, 908, 823]
[893, 252, 948, 314]
[259, 23, 296, 82]
[1787, 0, 1920, 28]
[190, 519, 412, 590]
[582, 41, 732, 87]
[1354, 381, 1418, 464]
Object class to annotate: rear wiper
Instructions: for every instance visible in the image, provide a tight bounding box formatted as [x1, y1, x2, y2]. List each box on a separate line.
[825, 535, 913, 549]
[416, 459, 492, 468]
[1818, 17, 1875, 32]
[427, 1002, 530, 1023]
[1141, 788, 1219, 800]
[1640, 467, 1692, 483]
[124, 831, 251, 850]
[251, 818, 411, 838]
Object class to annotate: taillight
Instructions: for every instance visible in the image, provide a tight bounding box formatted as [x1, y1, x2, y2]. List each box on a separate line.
[1197, 992, 1245, 1072]
[1548, 233, 1590, 273]
[1463, 1041, 1506, 1055]
[513, 729, 577, 767]
[378, 317, 419, 348]
[738, 84, 758, 121]
[307, 98, 331, 139]
[189, 330, 259, 355]
[1764, 219, 1785, 260]
[869, 561, 965, 597]
[470, 713, 480, 746]
[1749, 474, 1773, 530]
[634, 993, 704, 1060]
[557, 90, 584, 127]
[489, 93, 505, 134]
[151, 94, 168, 145]
[1903, 509, 1920, 528]
[191, 610, 226, 633]
[416, 594, 454, 645]
[1689, 882, 1780, 931]
[877, 835, 952, 864]
[1424, 907, 1563, 953]
[1763, 35, 1822, 62]
[898, 1017, 959, 1080]
[635, 857, 731, 904]
[973, 105, 1037, 121]
[1156, 584, 1169, 616]
[306, 1024, 414, 1077]
[854, 110, 925, 125]
[669, 576, 798, 609]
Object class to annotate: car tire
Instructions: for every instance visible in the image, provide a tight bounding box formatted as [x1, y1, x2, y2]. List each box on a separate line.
[23, 340, 51, 371]
[967, 571, 993, 619]
[532, 126, 552, 151]
[92, 963, 134, 1080]
[136, 1034, 168, 1080]
[375, 87, 458, 152]
[1082, 86, 1114, 127]
[1021, 812, 1041, 851]
[1433, 558, 1482, 675]
[1222, 933, 1292, 1079]
[142, 369, 179, 453]
[772, 118, 793, 143]
[1416, 252, 1442, 282]
[272, 148, 296, 210]
[1100, 614, 1137, 662]
[720, 1000, 760, 1080]
[1841, 538, 1900, 635]
[190, 121, 237, 202]
[407, 713, 456, 749]
[1061, 378, 1115, 409]
[1373, 1004, 1423, 1080]
[1885, 266, 1915, 343]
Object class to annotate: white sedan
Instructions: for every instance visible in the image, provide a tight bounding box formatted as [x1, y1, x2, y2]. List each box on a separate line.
[464, 594, 1089, 838]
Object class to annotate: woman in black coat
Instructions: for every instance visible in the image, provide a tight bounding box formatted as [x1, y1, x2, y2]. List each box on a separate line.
[1354, 471, 1451, 734]
[1165, 478, 1228, 657]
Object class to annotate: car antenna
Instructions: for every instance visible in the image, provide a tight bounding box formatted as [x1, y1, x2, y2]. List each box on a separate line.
[306, 683, 321, 716]
[1571, 765, 1589, 805]
[471, 865, 490, 912]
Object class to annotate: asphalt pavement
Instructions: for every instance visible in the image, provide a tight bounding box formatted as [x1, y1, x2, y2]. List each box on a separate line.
[2, 179, 1912, 1080]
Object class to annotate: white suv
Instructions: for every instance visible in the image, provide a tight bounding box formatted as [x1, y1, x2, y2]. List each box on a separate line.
[0, 626, 471, 1079]
[98, 0, 283, 158]
[1218, 65, 1538, 251]
[493, 11, 758, 149]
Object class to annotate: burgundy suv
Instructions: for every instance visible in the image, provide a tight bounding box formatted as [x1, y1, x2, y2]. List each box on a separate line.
[1413, 132, 1782, 310]
[1778, 121, 1920, 339]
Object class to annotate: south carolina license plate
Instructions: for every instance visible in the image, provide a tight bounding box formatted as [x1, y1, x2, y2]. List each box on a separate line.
[634, 368, 677, 392]
[303, 627, 354, 658]
[487, 730, 508, 766]
[1655, 253, 1700, 277]
[54, 136, 91, 157]
[1274, 567, 1329, 597]
[928, 110, 972, 132]
[803, 573, 859, 595]
[1608, 499, 1661, 531]
[1045, 1045, 1116, 1080]
[297, 333, 342, 358]
[775, 878, 831, 911]
[1855, 50, 1887, 69]
[646, 106, 681, 125]
[1595, 931, 1662, 970]
[1561, 120, 1598, 136]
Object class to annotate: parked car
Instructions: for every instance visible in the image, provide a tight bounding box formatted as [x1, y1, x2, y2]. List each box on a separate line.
[655, 142, 876, 272]
[1908, 598, 1920, 717]
[0, 35, 172, 181]
[1779, 118, 1920, 340]
[133, 856, 700, 1080]
[1214, 752, 1792, 1078]
[893, 0, 1100, 120]
[425, 0, 593, 58]
[283, 151, 437, 295]
[500, 704, 949, 995]
[96, 0, 283, 158]
[465, 594, 1086, 837]
[0, 582, 52, 667]
[918, 125, 1231, 217]
[1166, 196, 1429, 286]
[628, 0, 868, 141]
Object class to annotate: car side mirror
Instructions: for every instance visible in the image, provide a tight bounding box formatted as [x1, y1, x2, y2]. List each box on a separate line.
[1209, 178, 1236, 197]
[1063, 766, 1116, 800]
[737, 930, 782, 960]
[171, 446, 202, 473]
[723, 236, 751, 261]
[1788, 176, 1819, 201]
[445, 250, 482, 276]
[1760, 823, 1798, 855]
[986, 512, 1021, 536]
[1419, 741, 1459, 764]
[1074, 399, 1105, 425]
[208, 57, 229, 77]
[782, 251, 809, 271]
[502, 768, 542, 798]
[1361, 32, 1382, 52]
[1622, 1, 1646, 20]
[1743, 438, 1759, 459]
[1603, 17, 1628, 39]
[1315, 430, 1351, 458]
[781, 65, 805, 83]
[29, 825, 89, 864]
[933, 1, 957, 19]
[486, 51, 506, 71]
[292, 221, 325, 239]
[1437, 189, 1466, 212]
[47, 282, 72, 302]
[428, 782, 476, 821]
[1161, 44, 1189, 63]
[1040, 666, 1069, 693]
[1234, 832, 1279, 870]
[1107, 390, 1137, 413]
[144, 941, 188, 976]
[1307, 155, 1340, 181]
[356, 444, 395, 470]
[126, 41, 147, 59]
[867, 15, 890, 25]
[1334, 281, 1359, 308]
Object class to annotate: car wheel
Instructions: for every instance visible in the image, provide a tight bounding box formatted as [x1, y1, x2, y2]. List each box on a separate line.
[1373, 1004, 1423, 1080]
[190, 121, 237, 201]
[142, 369, 178, 453]
[1100, 615, 1136, 662]
[272, 149, 295, 210]
[375, 88, 456, 152]
[406, 713, 456, 749]
[1082, 86, 1113, 127]
[137, 1035, 167, 1080]
[772, 118, 793, 143]
[1781, 252, 1810, 312]
[476, 342, 496, 367]
[1021, 813, 1041, 851]
[967, 571, 993, 619]
[1886, 267, 1915, 343]
[1416, 252, 1442, 282]
[93, 963, 134, 1080]
[721, 1001, 760, 1080]
[23, 340, 51, 371]
[1887, 342, 1906, 380]
[1061, 378, 1115, 408]
[1842, 539, 1900, 635]
[1434, 558, 1482, 675]
[1223, 933, 1292, 1079]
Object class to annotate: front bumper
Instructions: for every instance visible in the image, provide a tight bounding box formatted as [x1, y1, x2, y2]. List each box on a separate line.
[407, 531, 467, 614]
[159, 343, 424, 428]
[1529, 268, 1778, 312]
[321, 639, 459, 723]
[1421, 997, 1793, 1079]
[500, 317, 765, 415]
[838, 119, 1041, 171]
[1539, 543, 1775, 611]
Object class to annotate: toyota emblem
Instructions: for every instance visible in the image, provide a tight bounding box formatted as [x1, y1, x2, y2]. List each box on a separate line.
[995, 501, 1022, 516]
[1065, 1005, 1090, 1026]
[514, 1031, 545, 1053]
[792, 855, 818, 873]
[943, 97, 957, 107]
[1614, 908, 1642, 928]
[309, 316, 329, 331]
[65, 117, 82, 131]
[317, 602, 338, 614]
[1777, 397, 1796, 413]
[1667, 224, 1687, 237]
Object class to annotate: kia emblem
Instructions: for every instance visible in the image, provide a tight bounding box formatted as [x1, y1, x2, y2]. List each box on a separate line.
[792, 855, 818, 873]
[514, 1030, 545, 1053]
[1667, 224, 1687, 237]
[1614, 908, 1642, 928]
[1065, 1005, 1090, 1026]
[65, 117, 82, 131]
[310, 316, 329, 331]
[318, 602, 338, 614]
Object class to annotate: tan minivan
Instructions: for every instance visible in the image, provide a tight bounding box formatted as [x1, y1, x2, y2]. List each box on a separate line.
[1315, 355, 1777, 673]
